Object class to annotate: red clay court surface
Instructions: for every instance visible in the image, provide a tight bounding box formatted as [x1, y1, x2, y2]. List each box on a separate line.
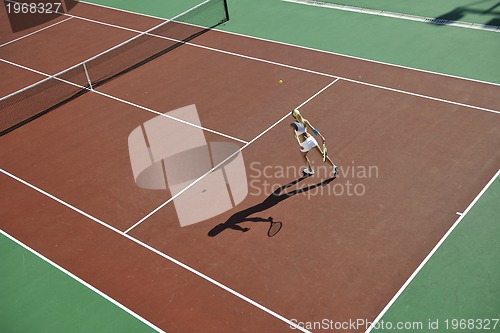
[1, 2, 500, 332]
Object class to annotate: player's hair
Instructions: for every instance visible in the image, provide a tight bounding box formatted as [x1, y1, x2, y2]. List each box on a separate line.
[292, 109, 305, 123]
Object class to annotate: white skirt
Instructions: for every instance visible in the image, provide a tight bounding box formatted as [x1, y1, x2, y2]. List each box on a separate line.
[300, 135, 318, 152]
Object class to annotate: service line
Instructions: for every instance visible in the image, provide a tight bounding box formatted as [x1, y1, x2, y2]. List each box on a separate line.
[0, 17, 73, 48]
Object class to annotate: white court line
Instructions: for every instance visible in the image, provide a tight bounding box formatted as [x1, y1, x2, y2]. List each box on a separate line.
[0, 79, 339, 331]
[0, 59, 248, 144]
[283, 0, 500, 33]
[2, 0, 211, 77]
[0, 17, 73, 48]
[10, 7, 499, 116]
[3, 3, 498, 330]
[0, 229, 166, 333]
[339, 77, 500, 115]
[3, 0, 499, 228]
[125, 78, 340, 234]
[78, 0, 500, 88]
[0, 0, 207, 98]
[365, 168, 500, 333]
[0, 167, 313, 333]
[181, 40, 500, 115]
[0, 2, 172, 101]
[4, 3, 499, 116]
[21, 5, 335, 82]
[98, 90, 248, 144]
[0, 1, 248, 144]
[2, 3, 498, 327]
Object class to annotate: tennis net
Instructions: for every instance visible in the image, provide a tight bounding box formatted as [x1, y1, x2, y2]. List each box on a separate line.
[0, 0, 229, 136]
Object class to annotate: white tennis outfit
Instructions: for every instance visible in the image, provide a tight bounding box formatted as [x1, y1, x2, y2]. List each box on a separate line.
[293, 121, 318, 152]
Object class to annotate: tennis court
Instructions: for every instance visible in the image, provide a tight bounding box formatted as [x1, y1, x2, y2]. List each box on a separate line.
[1, 1, 499, 332]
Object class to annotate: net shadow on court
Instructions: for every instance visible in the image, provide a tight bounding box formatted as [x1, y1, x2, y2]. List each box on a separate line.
[0, 0, 229, 136]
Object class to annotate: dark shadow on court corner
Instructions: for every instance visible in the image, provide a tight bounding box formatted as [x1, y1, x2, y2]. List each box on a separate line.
[208, 175, 336, 237]
[430, 1, 500, 26]
[3, 0, 79, 32]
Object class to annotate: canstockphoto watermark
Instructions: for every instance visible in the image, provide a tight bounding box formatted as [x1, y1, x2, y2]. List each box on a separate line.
[249, 161, 379, 198]
[290, 318, 500, 331]
[290, 318, 424, 331]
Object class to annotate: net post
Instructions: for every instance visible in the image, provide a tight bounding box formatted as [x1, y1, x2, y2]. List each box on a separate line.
[83, 62, 93, 90]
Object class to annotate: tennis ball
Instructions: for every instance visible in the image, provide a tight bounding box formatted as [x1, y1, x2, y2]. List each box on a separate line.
[279, 79, 283, 84]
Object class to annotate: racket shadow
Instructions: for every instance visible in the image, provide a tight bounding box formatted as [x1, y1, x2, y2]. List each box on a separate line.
[208, 174, 336, 237]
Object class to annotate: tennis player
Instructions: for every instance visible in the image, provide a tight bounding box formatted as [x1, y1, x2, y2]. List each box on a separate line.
[291, 109, 338, 177]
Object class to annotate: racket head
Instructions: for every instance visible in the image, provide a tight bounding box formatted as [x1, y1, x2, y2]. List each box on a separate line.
[267, 221, 283, 237]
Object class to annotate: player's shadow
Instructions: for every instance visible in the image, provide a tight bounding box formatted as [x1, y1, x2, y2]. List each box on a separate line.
[208, 174, 336, 237]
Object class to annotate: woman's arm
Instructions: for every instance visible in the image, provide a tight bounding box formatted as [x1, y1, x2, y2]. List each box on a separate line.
[305, 120, 325, 142]
[293, 131, 302, 146]
[291, 123, 303, 146]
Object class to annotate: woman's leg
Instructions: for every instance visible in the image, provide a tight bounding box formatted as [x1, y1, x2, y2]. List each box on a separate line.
[303, 152, 312, 169]
[315, 145, 335, 167]
[302, 152, 313, 174]
[315, 145, 338, 177]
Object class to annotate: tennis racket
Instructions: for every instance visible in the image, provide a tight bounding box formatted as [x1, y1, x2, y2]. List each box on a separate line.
[267, 217, 283, 237]
[322, 141, 328, 162]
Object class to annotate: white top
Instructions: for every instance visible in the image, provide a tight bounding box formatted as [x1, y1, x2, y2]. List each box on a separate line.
[293, 121, 307, 135]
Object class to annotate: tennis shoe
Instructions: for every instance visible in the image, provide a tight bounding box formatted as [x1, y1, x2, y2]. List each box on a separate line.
[303, 168, 314, 176]
[333, 165, 339, 177]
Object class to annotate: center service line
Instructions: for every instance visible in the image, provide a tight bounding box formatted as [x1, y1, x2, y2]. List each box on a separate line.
[126, 78, 340, 234]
